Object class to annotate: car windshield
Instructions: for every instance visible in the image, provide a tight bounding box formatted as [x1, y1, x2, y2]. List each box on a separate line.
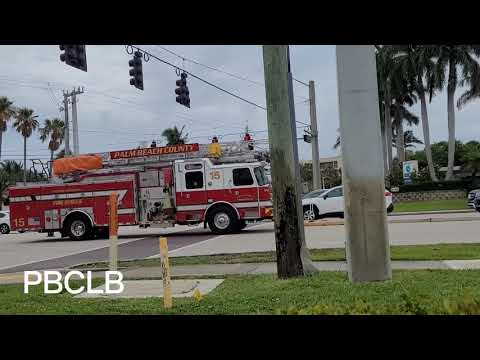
[303, 189, 327, 199]
[254, 166, 269, 186]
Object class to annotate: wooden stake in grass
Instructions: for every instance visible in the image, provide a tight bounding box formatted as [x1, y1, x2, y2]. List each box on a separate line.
[109, 192, 119, 271]
[160, 237, 172, 309]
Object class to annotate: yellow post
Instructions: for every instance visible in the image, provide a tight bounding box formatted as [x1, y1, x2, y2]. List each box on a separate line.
[160, 237, 172, 308]
[109, 192, 119, 271]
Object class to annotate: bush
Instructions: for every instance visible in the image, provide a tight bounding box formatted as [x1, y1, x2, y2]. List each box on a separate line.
[398, 180, 473, 193]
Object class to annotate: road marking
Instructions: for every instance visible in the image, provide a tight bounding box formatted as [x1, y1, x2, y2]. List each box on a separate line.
[0, 225, 205, 273]
[149, 222, 272, 259]
[0, 236, 147, 272]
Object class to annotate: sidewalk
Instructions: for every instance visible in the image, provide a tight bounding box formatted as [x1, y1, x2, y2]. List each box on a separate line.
[3, 260, 480, 284]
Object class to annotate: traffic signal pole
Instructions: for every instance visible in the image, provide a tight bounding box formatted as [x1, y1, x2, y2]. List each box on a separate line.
[263, 45, 317, 278]
[309, 80, 321, 190]
[336, 45, 391, 283]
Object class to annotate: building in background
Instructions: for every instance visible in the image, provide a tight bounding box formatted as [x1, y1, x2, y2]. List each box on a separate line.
[301, 155, 343, 192]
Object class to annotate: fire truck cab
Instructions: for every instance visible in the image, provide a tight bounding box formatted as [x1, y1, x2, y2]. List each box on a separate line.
[7, 142, 273, 240]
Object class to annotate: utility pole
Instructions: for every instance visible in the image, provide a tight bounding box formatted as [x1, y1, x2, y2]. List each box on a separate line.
[62, 92, 71, 157]
[336, 45, 391, 283]
[263, 45, 317, 278]
[309, 80, 321, 190]
[70, 87, 84, 155]
[62, 87, 84, 156]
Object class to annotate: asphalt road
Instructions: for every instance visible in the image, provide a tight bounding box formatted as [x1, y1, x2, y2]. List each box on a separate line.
[1, 212, 478, 273]
[0, 225, 216, 274]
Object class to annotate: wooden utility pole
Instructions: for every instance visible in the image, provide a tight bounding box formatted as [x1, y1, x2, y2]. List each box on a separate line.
[309, 80, 321, 190]
[109, 192, 119, 271]
[336, 45, 391, 283]
[262, 45, 317, 278]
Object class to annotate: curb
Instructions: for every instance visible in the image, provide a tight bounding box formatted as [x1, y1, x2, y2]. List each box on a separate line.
[391, 209, 475, 216]
[304, 216, 480, 227]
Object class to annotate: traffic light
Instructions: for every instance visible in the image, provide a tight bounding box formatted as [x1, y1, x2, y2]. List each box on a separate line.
[175, 72, 190, 108]
[59, 45, 87, 72]
[129, 51, 144, 90]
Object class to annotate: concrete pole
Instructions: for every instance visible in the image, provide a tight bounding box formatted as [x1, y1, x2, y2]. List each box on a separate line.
[71, 89, 81, 155]
[263, 45, 317, 278]
[309, 81, 321, 190]
[63, 92, 70, 156]
[335, 45, 391, 283]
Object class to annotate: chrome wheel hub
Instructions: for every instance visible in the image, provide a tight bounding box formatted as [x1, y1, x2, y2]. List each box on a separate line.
[71, 220, 86, 237]
[213, 212, 230, 230]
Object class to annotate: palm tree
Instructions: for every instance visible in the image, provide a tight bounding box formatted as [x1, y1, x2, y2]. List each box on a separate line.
[376, 46, 396, 176]
[161, 125, 188, 145]
[1, 160, 24, 184]
[392, 130, 423, 149]
[13, 108, 39, 184]
[393, 45, 441, 182]
[435, 45, 480, 180]
[39, 118, 65, 176]
[0, 97, 16, 160]
[390, 90, 418, 164]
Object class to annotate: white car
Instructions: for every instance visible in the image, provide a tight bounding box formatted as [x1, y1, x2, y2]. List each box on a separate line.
[302, 186, 394, 221]
[0, 210, 10, 234]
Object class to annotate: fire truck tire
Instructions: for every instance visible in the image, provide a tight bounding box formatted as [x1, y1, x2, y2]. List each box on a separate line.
[64, 214, 93, 241]
[207, 205, 239, 235]
[234, 220, 247, 232]
[96, 227, 110, 239]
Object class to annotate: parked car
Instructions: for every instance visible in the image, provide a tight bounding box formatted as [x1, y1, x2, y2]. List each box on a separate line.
[0, 210, 10, 234]
[302, 186, 394, 221]
[467, 189, 480, 208]
[474, 192, 480, 212]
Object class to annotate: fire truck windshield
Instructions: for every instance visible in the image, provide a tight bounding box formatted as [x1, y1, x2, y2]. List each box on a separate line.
[254, 166, 269, 186]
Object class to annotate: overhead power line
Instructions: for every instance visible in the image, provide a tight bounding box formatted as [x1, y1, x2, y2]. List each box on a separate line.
[155, 45, 265, 87]
[130, 45, 267, 110]
[154, 45, 309, 101]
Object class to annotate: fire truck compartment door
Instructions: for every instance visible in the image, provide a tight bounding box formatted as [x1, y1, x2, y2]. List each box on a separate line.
[139, 170, 161, 188]
[44, 209, 60, 230]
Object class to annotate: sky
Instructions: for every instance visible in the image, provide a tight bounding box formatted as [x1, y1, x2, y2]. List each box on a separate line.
[1, 45, 480, 169]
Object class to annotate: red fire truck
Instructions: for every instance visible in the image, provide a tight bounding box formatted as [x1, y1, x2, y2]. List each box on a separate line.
[7, 142, 272, 240]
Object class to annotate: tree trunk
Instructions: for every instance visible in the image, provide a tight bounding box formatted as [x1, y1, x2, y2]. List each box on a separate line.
[23, 136, 27, 185]
[385, 98, 393, 176]
[446, 61, 456, 181]
[0, 130, 3, 161]
[50, 150, 54, 178]
[396, 117, 405, 164]
[381, 118, 388, 176]
[418, 86, 439, 182]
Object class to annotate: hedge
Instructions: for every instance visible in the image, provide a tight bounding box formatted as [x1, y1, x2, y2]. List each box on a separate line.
[398, 180, 475, 193]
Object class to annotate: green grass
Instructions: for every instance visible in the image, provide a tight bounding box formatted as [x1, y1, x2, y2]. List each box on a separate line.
[393, 199, 468, 213]
[73, 243, 480, 270]
[2, 271, 480, 314]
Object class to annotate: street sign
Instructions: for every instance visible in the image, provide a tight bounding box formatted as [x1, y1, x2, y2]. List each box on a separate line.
[402, 160, 418, 184]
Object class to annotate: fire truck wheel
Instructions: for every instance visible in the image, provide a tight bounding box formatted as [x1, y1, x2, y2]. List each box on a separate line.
[235, 220, 247, 232]
[96, 227, 110, 239]
[207, 206, 239, 235]
[64, 214, 93, 241]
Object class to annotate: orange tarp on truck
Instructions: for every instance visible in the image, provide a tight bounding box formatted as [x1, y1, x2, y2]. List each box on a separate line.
[53, 155, 103, 176]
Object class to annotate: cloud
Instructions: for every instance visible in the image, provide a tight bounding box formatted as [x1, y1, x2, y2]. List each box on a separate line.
[0, 45, 479, 167]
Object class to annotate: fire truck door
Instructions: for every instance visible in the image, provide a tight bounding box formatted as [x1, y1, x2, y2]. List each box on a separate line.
[176, 162, 207, 207]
